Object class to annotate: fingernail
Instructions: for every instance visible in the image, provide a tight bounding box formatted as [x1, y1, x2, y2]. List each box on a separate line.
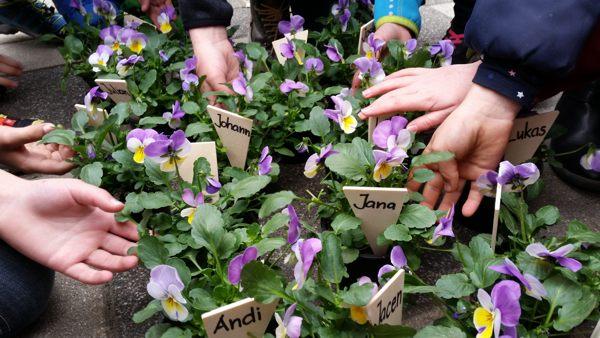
[360, 107, 371, 115]
[358, 112, 366, 120]
[444, 183, 453, 191]
[363, 89, 372, 97]
[42, 123, 55, 133]
[112, 198, 124, 207]
[406, 124, 418, 132]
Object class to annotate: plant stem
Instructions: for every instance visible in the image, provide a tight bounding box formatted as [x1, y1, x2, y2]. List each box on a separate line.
[553, 142, 592, 157]
[418, 246, 452, 253]
[519, 192, 528, 242]
[544, 299, 557, 326]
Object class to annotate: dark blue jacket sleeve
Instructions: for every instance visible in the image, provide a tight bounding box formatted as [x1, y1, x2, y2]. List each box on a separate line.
[464, 0, 600, 107]
[178, 0, 234, 30]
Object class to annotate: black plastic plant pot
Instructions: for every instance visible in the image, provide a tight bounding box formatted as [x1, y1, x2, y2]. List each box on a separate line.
[341, 248, 389, 288]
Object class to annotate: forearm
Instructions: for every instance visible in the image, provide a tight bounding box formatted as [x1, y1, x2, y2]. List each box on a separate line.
[178, 0, 233, 30]
[462, 84, 520, 121]
[0, 170, 27, 239]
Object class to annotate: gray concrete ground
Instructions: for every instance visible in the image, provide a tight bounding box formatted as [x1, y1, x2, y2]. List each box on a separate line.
[0, 0, 597, 337]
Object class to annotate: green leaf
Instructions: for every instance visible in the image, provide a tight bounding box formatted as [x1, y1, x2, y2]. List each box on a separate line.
[137, 236, 169, 268]
[185, 122, 211, 137]
[241, 261, 285, 303]
[412, 169, 435, 183]
[516, 252, 553, 279]
[139, 69, 157, 93]
[139, 191, 172, 210]
[340, 283, 374, 306]
[398, 204, 436, 229]
[384, 223, 412, 242]
[250, 72, 272, 92]
[182, 101, 200, 115]
[255, 237, 286, 255]
[435, 273, 476, 299]
[368, 325, 416, 337]
[411, 151, 454, 167]
[567, 220, 600, 245]
[535, 205, 560, 225]
[64, 35, 84, 55]
[160, 327, 192, 338]
[553, 289, 597, 332]
[191, 204, 227, 255]
[71, 109, 89, 131]
[262, 213, 289, 236]
[228, 175, 271, 199]
[308, 106, 330, 137]
[112, 150, 136, 167]
[139, 116, 167, 126]
[80, 162, 103, 186]
[325, 139, 373, 181]
[40, 129, 75, 147]
[189, 288, 218, 312]
[415, 326, 466, 338]
[404, 285, 438, 294]
[330, 213, 361, 233]
[469, 258, 501, 288]
[144, 161, 168, 186]
[133, 300, 162, 323]
[259, 191, 296, 218]
[320, 232, 347, 284]
[145, 323, 171, 338]
[544, 275, 582, 308]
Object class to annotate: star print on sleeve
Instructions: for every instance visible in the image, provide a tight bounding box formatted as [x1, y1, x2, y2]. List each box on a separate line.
[508, 70, 517, 77]
[517, 91, 524, 99]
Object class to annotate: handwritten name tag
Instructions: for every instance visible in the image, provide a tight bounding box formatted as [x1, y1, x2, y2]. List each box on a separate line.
[207, 105, 253, 169]
[95, 78, 132, 103]
[358, 20, 375, 55]
[201, 298, 279, 338]
[343, 186, 409, 256]
[366, 269, 405, 325]
[504, 110, 559, 164]
[123, 13, 155, 28]
[74, 104, 107, 127]
[178, 142, 219, 187]
[272, 30, 309, 65]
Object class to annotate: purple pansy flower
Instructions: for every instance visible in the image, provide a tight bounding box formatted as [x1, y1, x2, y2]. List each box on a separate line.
[305, 57, 324, 75]
[92, 0, 117, 22]
[580, 149, 600, 172]
[292, 238, 322, 290]
[325, 44, 343, 63]
[180, 188, 204, 224]
[431, 205, 455, 242]
[476, 170, 500, 197]
[162, 100, 185, 129]
[159, 50, 170, 62]
[283, 205, 301, 244]
[295, 142, 308, 154]
[280, 39, 304, 65]
[69, 0, 86, 14]
[275, 303, 303, 338]
[116, 54, 144, 77]
[258, 146, 273, 175]
[99, 24, 122, 53]
[377, 245, 407, 280]
[278, 14, 304, 36]
[324, 94, 357, 134]
[88, 45, 113, 72]
[86, 144, 96, 159]
[372, 116, 412, 151]
[358, 276, 379, 297]
[120, 28, 147, 54]
[227, 246, 258, 285]
[331, 0, 351, 32]
[206, 177, 221, 194]
[430, 39, 454, 66]
[232, 72, 254, 102]
[404, 39, 417, 57]
[489, 258, 547, 300]
[180, 56, 199, 91]
[147, 265, 188, 321]
[373, 147, 407, 182]
[144, 130, 191, 172]
[280, 79, 309, 95]
[474, 280, 521, 338]
[354, 57, 385, 86]
[497, 161, 540, 192]
[304, 144, 337, 178]
[126, 128, 159, 164]
[157, 5, 176, 33]
[84, 86, 108, 114]
[234, 50, 254, 79]
[363, 32, 385, 59]
[526, 243, 582, 272]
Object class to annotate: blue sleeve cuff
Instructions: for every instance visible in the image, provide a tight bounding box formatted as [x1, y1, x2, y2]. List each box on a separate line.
[374, 0, 423, 35]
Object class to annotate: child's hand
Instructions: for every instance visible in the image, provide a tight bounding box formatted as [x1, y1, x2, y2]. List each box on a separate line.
[359, 62, 480, 132]
[0, 173, 139, 285]
[0, 124, 74, 174]
[0, 54, 23, 88]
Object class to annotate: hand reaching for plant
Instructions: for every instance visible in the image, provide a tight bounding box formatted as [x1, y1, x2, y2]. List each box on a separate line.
[138, 0, 175, 27]
[0, 171, 139, 285]
[351, 23, 413, 91]
[189, 26, 239, 99]
[407, 84, 520, 216]
[359, 62, 480, 132]
[0, 124, 75, 174]
[0, 54, 23, 89]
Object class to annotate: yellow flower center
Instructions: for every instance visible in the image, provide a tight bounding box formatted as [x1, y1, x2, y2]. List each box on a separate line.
[473, 307, 495, 338]
[350, 306, 368, 325]
[160, 22, 172, 34]
[133, 147, 145, 163]
[130, 41, 143, 54]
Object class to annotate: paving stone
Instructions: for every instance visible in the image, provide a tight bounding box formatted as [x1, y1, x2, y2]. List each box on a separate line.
[0, 39, 64, 72]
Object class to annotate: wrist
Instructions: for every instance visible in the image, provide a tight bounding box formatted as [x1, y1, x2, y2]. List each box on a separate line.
[189, 26, 228, 45]
[374, 23, 413, 41]
[461, 84, 520, 121]
[0, 170, 29, 238]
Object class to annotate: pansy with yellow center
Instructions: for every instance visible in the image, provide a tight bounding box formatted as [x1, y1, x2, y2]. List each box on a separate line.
[473, 281, 521, 338]
[99, 25, 122, 54]
[88, 45, 113, 72]
[144, 129, 191, 172]
[362, 32, 384, 59]
[146, 265, 188, 322]
[324, 94, 357, 134]
[372, 147, 407, 182]
[121, 28, 148, 54]
[303, 144, 337, 178]
[345, 276, 378, 325]
[274, 303, 303, 338]
[126, 128, 159, 164]
[180, 189, 203, 224]
[157, 5, 176, 33]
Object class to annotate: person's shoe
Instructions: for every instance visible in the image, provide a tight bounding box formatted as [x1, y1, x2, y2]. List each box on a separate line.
[550, 80, 600, 193]
[250, 0, 290, 45]
[443, 28, 475, 65]
[0, 24, 18, 35]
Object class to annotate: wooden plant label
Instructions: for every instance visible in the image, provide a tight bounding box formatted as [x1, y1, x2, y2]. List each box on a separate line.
[178, 142, 219, 185]
[74, 104, 107, 127]
[124, 13, 155, 28]
[504, 110, 559, 164]
[490, 183, 502, 252]
[358, 20, 375, 55]
[95, 78, 132, 103]
[368, 113, 397, 143]
[343, 186, 409, 256]
[207, 105, 253, 169]
[201, 298, 279, 338]
[272, 30, 309, 65]
[366, 269, 405, 325]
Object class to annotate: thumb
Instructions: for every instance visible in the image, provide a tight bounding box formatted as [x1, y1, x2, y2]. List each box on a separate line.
[406, 109, 452, 133]
[139, 0, 150, 11]
[0, 123, 55, 147]
[68, 180, 124, 212]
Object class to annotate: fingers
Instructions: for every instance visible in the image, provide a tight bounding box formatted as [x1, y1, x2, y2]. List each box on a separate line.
[110, 220, 140, 242]
[0, 76, 18, 88]
[363, 76, 412, 98]
[138, 0, 150, 11]
[102, 233, 137, 256]
[351, 72, 361, 92]
[405, 109, 452, 132]
[421, 173, 444, 209]
[437, 159, 459, 192]
[68, 180, 124, 212]
[0, 123, 54, 148]
[0, 60, 23, 77]
[359, 90, 423, 119]
[63, 262, 113, 285]
[0, 55, 23, 70]
[85, 249, 138, 272]
[385, 67, 429, 80]
[438, 179, 465, 211]
[462, 183, 484, 217]
[27, 157, 74, 175]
